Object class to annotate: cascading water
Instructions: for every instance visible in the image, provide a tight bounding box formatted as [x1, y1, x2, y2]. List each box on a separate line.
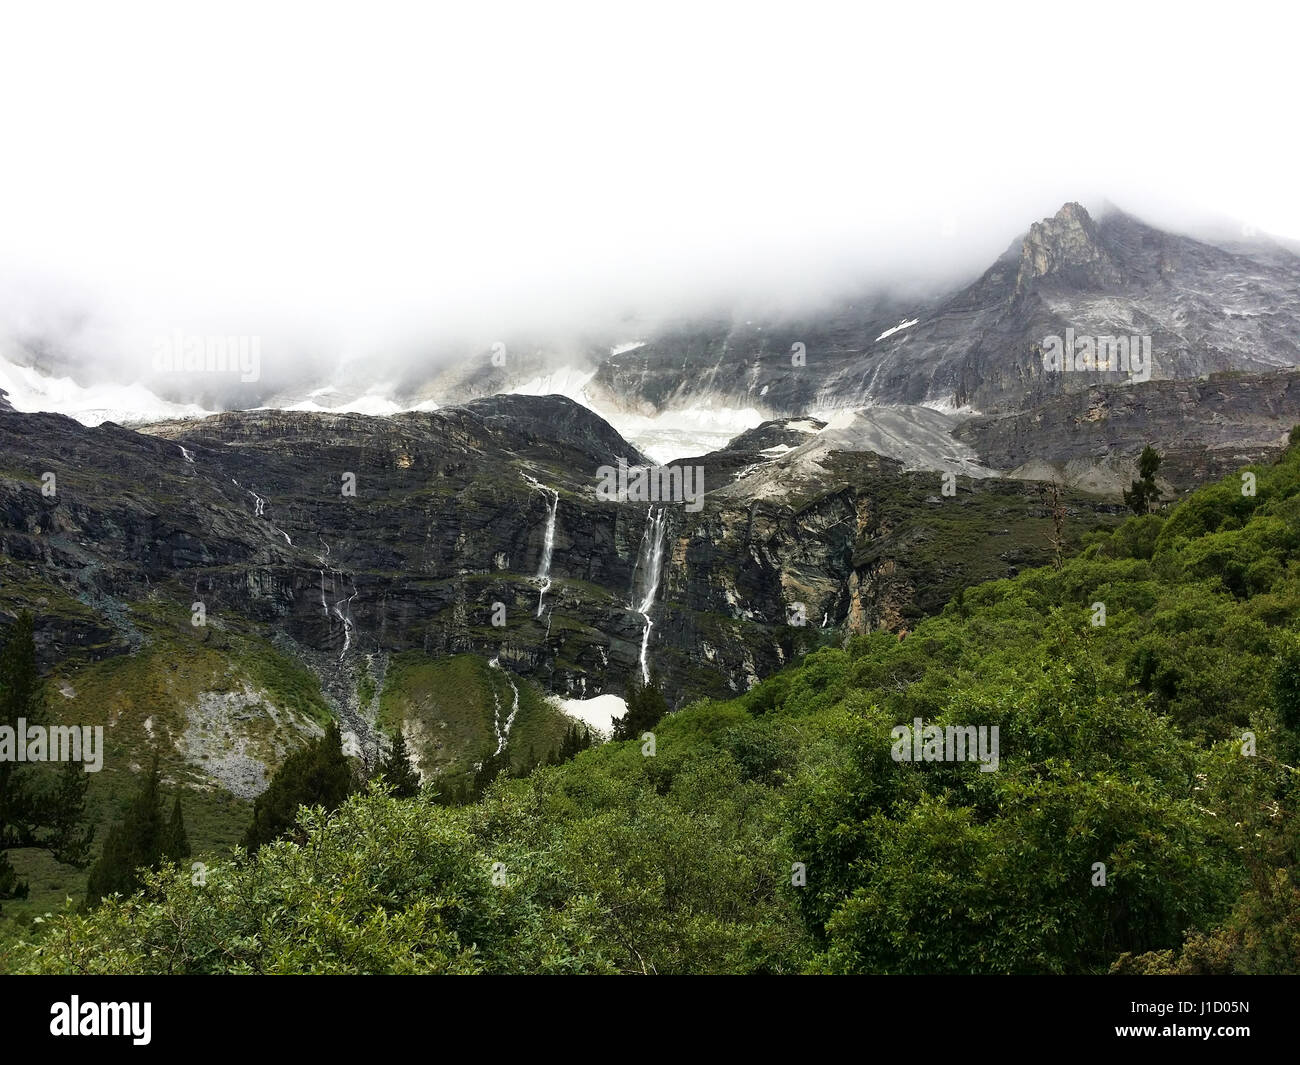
[333, 591, 357, 658]
[488, 656, 521, 755]
[239, 481, 292, 545]
[315, 536, 332, 617]
[523, 475, 559, 617]
[316, 535, 355, 658]
[632, 507, 668, 686]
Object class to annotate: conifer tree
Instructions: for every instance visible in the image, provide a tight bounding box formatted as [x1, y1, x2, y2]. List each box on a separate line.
[242, 721, 354, 851]
[85, 754, 165, 907]
[613, 674, 668, 740]
[472, 748, 509, 797]
[1124, 445, 1163, 515]
[161, 795, 191, 863]
[0, 613, 93, 909]
[379, 728, 421, 798]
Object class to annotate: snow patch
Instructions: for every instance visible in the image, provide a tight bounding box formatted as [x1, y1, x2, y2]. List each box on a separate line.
[785, 419, 822, 434]
[606, 404, 765, 464]
[0, 356, 214, 426]
[875, 318, 919, 342]
[920, 395, 981, 417]
[509, 367, 597, 406]
[552, 693, 627, 735]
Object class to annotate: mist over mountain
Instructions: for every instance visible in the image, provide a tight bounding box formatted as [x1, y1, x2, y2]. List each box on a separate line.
[4, 2, 1300, 993]
[5, 200, 1299, 480]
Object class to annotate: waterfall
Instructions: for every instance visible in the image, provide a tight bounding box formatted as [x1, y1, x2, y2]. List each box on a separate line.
[488, 657, 521, 755]
[333, 592, 356, 657]
[632, 507, 668, 686]
[246, 486, 292, 545]
[523, 475, 559, 617]
[317, 536, 354, 657]
[178, 444, 195, 464]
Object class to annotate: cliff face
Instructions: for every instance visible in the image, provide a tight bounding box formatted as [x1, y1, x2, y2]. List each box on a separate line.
[956, 370, 1300, 490]
[1014, 201, 1125, 296]
[0, 396, 1122, 718]
[579, 203, 1300, 424]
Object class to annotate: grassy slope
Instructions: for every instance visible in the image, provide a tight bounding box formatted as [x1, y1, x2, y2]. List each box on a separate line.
[8, 442, 1300, 971]
[378, 651, 574, 781]
[0, 598, 333, 922]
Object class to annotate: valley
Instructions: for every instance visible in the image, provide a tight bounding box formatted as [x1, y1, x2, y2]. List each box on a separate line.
[3, 201, 1299, 973]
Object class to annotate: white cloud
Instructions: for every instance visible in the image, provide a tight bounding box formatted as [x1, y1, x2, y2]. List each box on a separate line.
[0, 0, 1296, 367]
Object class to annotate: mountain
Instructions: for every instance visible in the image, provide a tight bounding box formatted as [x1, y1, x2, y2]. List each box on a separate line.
[583, 202, 1300, 421]
[8, 203, 1300, 478]
[0, 389, 1126, 886]
[4, 198, 1300, 920]
[15, 432, 1300, 973]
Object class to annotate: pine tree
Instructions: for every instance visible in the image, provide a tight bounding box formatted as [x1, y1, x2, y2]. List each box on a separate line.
[555, 724, 594, 761]
[85, 754, 165, 907]
[160, 795, 190, 863]
[0, 613, 93, 909]
[242, 721, 354, 852]
[472, 748, 509, 798]
[1124, 445, 1163, 515]
[613, 674, 668, 741]
[379, 728, 421, 798]
[47, 760, 94, 867]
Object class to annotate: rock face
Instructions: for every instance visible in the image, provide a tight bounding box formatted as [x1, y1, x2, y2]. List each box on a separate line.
[564, 203, 1300, 490]
[956, 370, 1300, 491]
[0, 396, 1122, 713]
[582, 203, 1300, 421]
[1014, 201, 1125, 296]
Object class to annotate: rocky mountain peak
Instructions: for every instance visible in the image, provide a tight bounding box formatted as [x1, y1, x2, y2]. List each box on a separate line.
[1014, 201, 1123, 296]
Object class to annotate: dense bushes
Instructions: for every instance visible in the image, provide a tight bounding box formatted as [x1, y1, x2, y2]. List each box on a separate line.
[9, 440, 1300, 974]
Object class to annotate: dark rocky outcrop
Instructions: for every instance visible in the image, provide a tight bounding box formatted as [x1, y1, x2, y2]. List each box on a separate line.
[956, 370, 1300, 491]
[0, 397, 1121, 710]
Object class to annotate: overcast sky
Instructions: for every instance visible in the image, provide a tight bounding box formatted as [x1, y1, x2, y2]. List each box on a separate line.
[1, 0, 1297, 369]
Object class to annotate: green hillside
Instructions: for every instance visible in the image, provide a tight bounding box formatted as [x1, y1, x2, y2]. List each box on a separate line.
[7, 434, 1300, 973]
[379, 651, 579, 783]
[0, 604, 568, 926]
